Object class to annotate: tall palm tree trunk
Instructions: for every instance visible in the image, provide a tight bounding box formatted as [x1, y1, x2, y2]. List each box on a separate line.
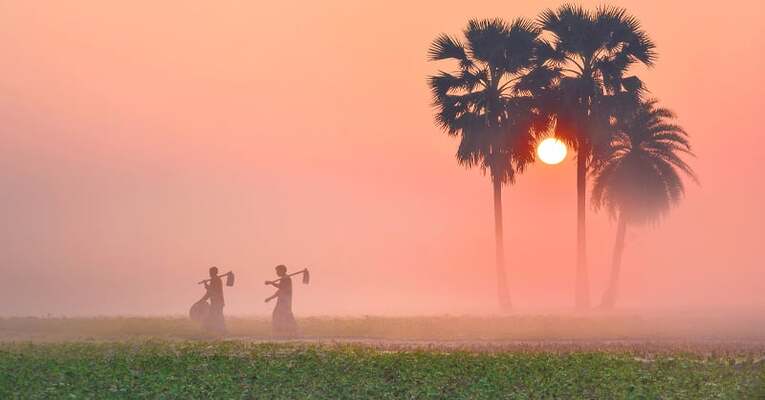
[601, 215, 627, 309]
[575, 146, 591, 310]
[492, 177, 512, 311]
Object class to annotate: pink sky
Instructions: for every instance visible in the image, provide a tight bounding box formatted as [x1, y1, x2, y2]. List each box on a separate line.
[0, 0, 763, 316]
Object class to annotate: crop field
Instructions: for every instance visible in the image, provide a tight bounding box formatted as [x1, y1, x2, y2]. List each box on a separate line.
[1, 315, 764, 399]
[2, 341, 764, 399]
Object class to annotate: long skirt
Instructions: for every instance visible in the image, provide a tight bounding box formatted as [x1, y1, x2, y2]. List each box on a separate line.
[204, 303, 226, 335]
[272, 298, 298, 337]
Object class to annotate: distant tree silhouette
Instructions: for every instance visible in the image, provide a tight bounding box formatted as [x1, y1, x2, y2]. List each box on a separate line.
[535, 5, 657, 309]
[591, 99, 697, 308]
[428, 19, 552, 311]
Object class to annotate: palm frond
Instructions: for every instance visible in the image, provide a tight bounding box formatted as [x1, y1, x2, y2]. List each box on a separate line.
[590, 98, 697, 225]
[428, 17, 549, 186]
[428, 34, 469, 63]
[465, 18, 512, 65]
[595, 5, 657, 65]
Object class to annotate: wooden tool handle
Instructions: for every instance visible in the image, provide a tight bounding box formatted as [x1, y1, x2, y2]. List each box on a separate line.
[197, 271, 232, 285]
[266, 268, 307, 284]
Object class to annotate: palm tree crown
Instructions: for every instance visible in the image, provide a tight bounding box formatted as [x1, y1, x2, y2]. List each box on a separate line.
[592, 99, 697, 225]
[537, 3, 657, 152]
[428, 18, 550, 183]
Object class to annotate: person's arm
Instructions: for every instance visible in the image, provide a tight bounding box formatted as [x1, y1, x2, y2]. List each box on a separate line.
[264, 291, 279, 303]
[264, 280, 281, 288]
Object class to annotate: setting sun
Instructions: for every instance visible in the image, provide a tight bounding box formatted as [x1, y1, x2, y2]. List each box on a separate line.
[536, 138, 567, 165]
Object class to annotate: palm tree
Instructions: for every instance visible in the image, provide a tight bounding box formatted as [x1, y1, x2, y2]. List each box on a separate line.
[591, 99, 697, 308]
[427, 19, 551, 311]
[536, 5, 657, 309]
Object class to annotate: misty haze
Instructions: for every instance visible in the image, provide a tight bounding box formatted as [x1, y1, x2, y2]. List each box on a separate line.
[1, 1, 763, 398]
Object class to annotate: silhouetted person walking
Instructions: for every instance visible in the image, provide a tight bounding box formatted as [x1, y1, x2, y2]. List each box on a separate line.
[199, 266, 226, 334]
[265, 264, 299, 337]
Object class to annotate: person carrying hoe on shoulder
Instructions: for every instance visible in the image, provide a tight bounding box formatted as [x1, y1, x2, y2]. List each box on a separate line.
[199, 266, 226, 334]
[265, 264, 299, 337]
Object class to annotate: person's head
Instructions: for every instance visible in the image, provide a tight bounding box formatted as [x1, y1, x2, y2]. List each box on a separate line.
[209, 267, 218, 278]
[275, 264, 287, 277]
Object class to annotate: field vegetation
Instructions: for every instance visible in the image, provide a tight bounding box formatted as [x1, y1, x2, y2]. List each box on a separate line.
[2, 341, 764, 399]
[1, 315, 764, 398]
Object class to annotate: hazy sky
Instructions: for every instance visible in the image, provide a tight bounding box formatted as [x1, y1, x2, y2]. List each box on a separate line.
[1, 0, 763, 316]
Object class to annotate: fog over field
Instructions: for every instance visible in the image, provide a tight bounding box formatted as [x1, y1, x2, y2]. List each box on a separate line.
[1, 0, 763, 320]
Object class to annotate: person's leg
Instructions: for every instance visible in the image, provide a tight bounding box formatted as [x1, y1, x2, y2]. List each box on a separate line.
[272, 304, 288, 337]
[284, 300, 299, 337]
[286, 311, 299, 337]
[214, 304, 226, 334]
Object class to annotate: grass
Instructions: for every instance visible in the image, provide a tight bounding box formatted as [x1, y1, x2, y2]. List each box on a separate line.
[1, 341, 763, 399]
[1, 316, 763, 398]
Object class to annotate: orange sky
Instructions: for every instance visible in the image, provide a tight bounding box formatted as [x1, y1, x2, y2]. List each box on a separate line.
[1, 0, 763, 315]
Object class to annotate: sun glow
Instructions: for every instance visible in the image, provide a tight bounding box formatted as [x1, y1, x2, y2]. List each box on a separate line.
[536, 138, 567, 165]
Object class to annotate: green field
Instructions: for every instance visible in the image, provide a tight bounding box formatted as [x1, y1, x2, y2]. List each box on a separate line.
[1, 341, 763, 399]
[1, 315, 764, 398]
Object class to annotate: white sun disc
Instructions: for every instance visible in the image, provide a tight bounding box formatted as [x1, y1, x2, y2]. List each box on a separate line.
[537, 138, 567, 165]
